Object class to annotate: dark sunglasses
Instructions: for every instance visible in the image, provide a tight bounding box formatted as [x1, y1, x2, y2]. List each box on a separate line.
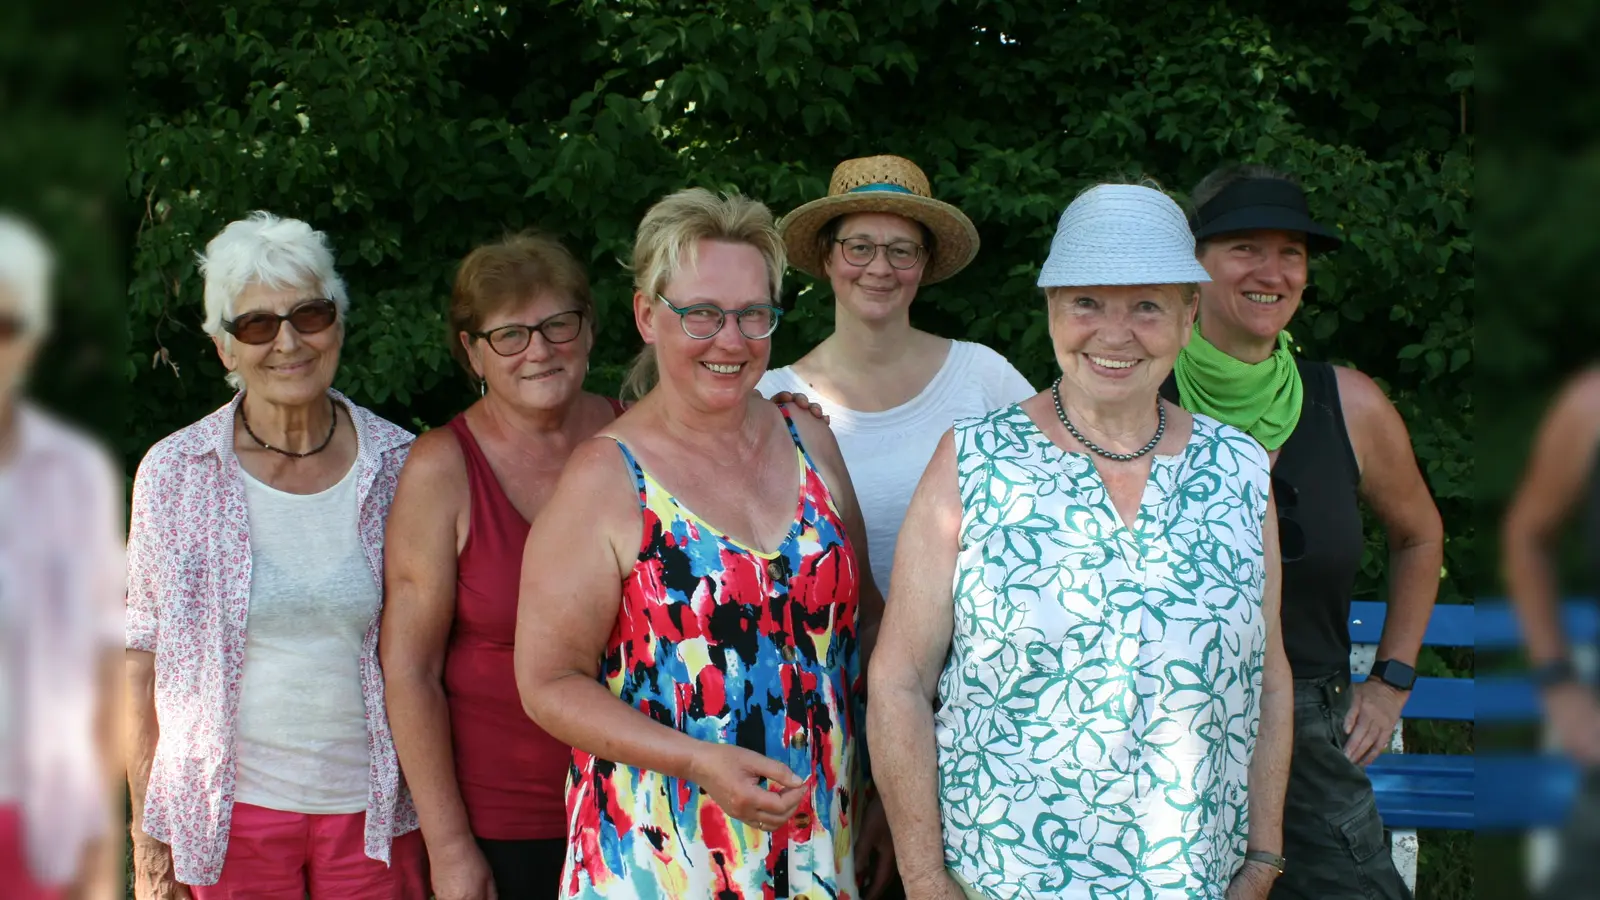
[1271, 474, 1305, 563]
[470, 309, 585, 357]
[222, 299, 339, 345]
[0, 314, 24, 342]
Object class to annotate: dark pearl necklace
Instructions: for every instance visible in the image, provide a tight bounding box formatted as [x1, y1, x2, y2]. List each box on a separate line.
[240, 396, 339, 459]
[1051, 376, 1165, 462]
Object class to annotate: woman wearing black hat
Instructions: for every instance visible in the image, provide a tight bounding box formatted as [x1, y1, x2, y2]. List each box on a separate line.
[1161, 164, 1444, 900]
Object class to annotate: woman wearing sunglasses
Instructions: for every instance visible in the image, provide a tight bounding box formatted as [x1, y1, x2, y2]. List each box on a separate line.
[379, 233, 621, 900]
[125, 212, 424, 899]
[1160, 165, 1443, 899]
[515, 188, 886, 898]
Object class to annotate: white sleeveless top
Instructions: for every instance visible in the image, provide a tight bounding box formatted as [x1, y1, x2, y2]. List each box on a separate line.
[758, 340, 1034, 596]
[235, 461, 380, 814]
[938, 405, 1270, 899]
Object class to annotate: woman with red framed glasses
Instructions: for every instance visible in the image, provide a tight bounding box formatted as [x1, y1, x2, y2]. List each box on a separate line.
[125, 211, 424, 899]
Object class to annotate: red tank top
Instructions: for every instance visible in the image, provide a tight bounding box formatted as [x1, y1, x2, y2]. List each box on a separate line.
[442, 400, 623, 839]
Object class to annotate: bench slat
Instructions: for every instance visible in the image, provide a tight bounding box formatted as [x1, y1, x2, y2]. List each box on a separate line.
[1350, 674, 1474, 721]
[1348, 600, 1476, 647]
[1368, 753, 1474, 830]
[1471, 599, 1600, 649]
[1475, 755, 1581, 830]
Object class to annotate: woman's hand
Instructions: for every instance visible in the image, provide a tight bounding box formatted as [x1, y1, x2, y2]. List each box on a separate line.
[427, 836, 498, 900]
[1223, 860, 1279, 900]
[1546, 682, 1600, 765]
[766, 390, 829, 423]
[130, 834, 191, 900]
[855, 793, 899, 899]
[687, 743, 808, 832]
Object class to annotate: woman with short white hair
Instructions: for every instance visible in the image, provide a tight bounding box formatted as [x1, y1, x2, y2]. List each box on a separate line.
[0, 213, 124, 900]
[125, 211, 425, 899]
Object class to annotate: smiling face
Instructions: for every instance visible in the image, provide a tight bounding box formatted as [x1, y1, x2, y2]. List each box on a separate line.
[214, 280, 343, 407]
[636, 239, 773, 412]
[822, 212, 927, 323]
[1196, 229, 1309, 351]
[460, 291, 592, 412]
[1048, 283, 1195, 407]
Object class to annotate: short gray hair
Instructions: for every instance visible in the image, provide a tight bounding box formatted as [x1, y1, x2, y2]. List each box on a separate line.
[0, 213, 54, 337]
[198, 212, 348, 375]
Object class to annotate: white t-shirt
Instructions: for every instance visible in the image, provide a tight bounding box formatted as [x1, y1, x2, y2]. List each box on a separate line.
[235, 461, 379, 814]
[758, 340, 1035, 596]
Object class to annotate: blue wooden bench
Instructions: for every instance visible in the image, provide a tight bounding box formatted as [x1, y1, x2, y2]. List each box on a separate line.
[1354, 597, 1599, 840]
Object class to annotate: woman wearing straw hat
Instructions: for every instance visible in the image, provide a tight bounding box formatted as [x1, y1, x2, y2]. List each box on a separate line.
[869, 182, 1293, 900]
[759, 155, 1034, 601]
[1163, 164, 1442, 900]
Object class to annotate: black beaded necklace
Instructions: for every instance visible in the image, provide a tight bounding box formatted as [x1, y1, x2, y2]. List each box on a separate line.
[240, 396, 339, 459]
[1051, 376, 1165, 462]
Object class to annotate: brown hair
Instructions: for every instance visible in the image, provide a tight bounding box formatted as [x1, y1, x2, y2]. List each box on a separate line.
[448, 231, 593, 376]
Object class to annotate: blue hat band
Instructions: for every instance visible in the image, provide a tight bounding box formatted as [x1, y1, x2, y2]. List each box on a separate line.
[847, 182, 916, 195]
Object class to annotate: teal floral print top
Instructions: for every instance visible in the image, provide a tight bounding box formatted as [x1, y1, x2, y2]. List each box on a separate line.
[936, 404, 1271, 899]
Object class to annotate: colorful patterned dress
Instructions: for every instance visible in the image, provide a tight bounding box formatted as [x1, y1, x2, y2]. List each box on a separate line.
[937, 405, 1270, 899]
[562, 407, 863, 899]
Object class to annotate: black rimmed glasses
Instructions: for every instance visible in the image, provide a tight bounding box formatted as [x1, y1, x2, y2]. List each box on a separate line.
[656, 294, 783, 340]
[221, 298, 339, 345]
[471, 309, 585, 356]
[834, 238, 925, 270]
[1271, 474, 1305, 563]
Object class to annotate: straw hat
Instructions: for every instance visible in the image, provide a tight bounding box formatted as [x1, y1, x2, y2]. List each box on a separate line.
[778, 155, 980, 285]
[1037, 184, 1213, 288]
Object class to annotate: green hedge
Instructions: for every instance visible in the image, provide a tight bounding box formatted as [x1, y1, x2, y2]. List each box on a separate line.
[128, 1, 1473, 895]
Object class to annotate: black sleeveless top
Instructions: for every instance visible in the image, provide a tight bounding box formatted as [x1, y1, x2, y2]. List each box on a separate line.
[1162, 359, 1364, 678]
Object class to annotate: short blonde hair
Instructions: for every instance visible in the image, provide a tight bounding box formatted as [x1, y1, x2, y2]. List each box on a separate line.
[621, 188, 785, 400]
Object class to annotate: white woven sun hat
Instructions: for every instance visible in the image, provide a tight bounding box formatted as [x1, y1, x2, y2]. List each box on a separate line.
[1037, 184, 1212, 288]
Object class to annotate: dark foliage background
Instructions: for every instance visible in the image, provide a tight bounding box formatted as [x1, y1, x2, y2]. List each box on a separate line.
[127, 0, 1473, 894]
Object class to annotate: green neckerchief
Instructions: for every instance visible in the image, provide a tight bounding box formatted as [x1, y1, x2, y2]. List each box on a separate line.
[1172, 322, 1303, 451]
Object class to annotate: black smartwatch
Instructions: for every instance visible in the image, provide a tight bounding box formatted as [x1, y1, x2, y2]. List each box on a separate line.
[1369, 659, 1417, 691]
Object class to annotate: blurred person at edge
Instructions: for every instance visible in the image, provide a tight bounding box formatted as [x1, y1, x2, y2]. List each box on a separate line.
[869, 184, 1290, 900]
[124, 212, 425, 900]
[514, 188, 888, 898]
[380, 232, 827, 900]
[1162, 165, 1444, 900]
[758, 155, 1034, 603]
[1503, 368, 1600, 900]
[0, 214, 124, 899]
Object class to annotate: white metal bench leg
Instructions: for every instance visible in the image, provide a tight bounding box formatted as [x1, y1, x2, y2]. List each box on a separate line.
[1391, 828, 1418, 894]
[1526, 644, 1597, 893]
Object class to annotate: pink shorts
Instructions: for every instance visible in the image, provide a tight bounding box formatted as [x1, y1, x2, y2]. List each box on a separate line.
[0, 805, 65, 900]
[187, 803, 427, 900]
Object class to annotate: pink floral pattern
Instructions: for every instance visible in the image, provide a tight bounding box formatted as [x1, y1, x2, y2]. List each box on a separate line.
[124, 390, 418, 887]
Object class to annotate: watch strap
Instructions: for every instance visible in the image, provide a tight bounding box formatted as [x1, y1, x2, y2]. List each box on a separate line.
[1531, 658, 1579, 689]
[1245, 850, 1286, 874]
[1370, 658, 1416, 691]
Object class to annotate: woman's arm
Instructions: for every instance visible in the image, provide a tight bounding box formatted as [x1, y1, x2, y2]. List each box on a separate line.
[514, 438, 807, 829]
[378, 428, 494, 899]
[123, 454, 189, 900]
[1503, 368, 1600, 764]
[1231, 496, 1291, 900]
[1335, 367, 1445, 765]
[868, 431, 964, 900]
